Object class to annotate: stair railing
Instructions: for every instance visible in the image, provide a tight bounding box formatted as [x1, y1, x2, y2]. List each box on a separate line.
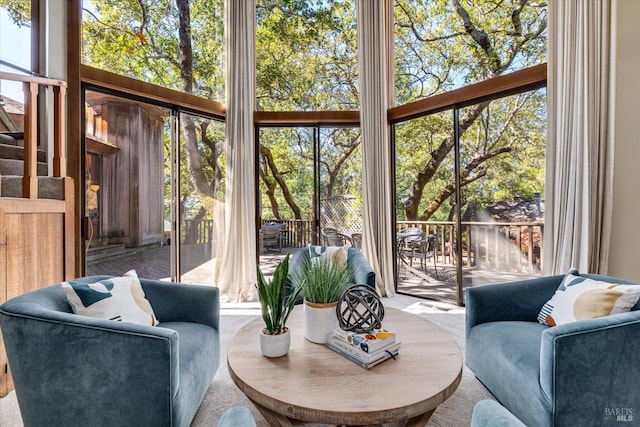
[0, 71, 67, 198]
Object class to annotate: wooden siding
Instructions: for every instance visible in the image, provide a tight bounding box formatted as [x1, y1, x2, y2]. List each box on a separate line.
[0, 181, 75, 396]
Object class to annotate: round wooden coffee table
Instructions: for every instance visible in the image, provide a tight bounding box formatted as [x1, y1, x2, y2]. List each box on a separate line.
[227, 306, 462, 426]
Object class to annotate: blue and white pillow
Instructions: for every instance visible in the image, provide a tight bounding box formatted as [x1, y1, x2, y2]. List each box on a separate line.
[537, 269, 640, 327]
[308, 244, 348, 266]
[62, 271, 158, 326]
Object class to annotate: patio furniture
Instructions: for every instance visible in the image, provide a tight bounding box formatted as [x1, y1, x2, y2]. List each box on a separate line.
[321, 227, 352, 246]
[350, 232, 362, 249]
[404, 233, 438, 277]
[0, 275, 221, 427]
[227, 307, 462, 425]
[396, 227, 423, 264]
[261, 223, 286, 252]
[466, 272, 640, 427]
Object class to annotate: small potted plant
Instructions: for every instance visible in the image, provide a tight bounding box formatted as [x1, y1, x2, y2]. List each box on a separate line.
[256, 254, 301, 357]
[295, 254, 354, 343]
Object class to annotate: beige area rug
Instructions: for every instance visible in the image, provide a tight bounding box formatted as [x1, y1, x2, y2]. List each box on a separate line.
[0, 294, 494, 427]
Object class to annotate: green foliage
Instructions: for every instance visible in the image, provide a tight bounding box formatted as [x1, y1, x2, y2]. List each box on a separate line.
[256, 254, 301, 335]
[0, 0, 30, 27]
[394, 0, 547, 104]
[295, 257, 354, 304]
[80, 0, 548, 229]
[256, 0, 358, 111]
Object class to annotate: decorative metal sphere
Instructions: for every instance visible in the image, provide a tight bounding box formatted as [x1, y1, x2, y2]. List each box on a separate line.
[336, 285, 384, 333]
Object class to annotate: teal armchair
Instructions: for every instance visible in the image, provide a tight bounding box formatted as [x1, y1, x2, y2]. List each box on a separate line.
[466, 273, 640, 427]
[0, 276, 220, 427]
[286, 246, 376, 302]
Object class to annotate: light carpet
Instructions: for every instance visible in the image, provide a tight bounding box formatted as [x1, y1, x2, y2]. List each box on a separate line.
[0, 294, 494, 427]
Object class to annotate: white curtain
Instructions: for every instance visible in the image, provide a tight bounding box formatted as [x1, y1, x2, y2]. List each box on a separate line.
[544, 0, 616, 275]
[356, 0, 396, 297]
[216, 0, 257, 301]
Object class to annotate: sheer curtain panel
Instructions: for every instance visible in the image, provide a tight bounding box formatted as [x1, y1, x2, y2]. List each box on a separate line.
[356, 0, 396, 297]
[217, 0, 257, 301]
[544, 0, 616, 274]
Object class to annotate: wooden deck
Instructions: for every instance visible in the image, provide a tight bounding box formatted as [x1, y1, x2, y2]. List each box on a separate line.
[86, 244, 541, 305]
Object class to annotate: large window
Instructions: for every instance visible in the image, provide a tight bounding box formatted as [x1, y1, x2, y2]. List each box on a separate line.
[394, 0, 547, 105]
[257, 125, 362, 256]
[82, 0, 225, 102]
[392, 0, 547, 303]
[83, 88, 226, 285]
[394, 87, 546, 304]
[256, 0, 358, 111]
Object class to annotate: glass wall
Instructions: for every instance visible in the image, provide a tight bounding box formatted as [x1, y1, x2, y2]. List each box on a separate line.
[83, 89, 225, 284]
[256, 0, 358, 111]
[393, 88, 546, 304]
[257, 125, 363, 269]
[177, 112, 226, 285]
[394, 0, 547, 106]
[459, 89, 546, 289]
[395, 112, 457, 301]
[82, 0, 225, 102]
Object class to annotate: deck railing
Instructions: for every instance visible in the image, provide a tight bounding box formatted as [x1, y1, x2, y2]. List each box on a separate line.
[260, 218, 543, 275]
[0, 71, 68, 197]
[181, 217, 545, 275]
[397, 220, 543, 274]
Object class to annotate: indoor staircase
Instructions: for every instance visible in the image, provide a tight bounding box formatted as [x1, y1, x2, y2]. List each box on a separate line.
[0, 132, 65, 200]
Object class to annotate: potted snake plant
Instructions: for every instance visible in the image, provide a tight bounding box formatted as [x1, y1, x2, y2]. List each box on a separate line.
[256, 254, 301, 357]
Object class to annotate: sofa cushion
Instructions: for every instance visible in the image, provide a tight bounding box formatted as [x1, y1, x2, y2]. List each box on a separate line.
[308, 244, 348, 266]
[466, 321, 552, 427]
[160, 321, 219, 426]
[537, 270, 640, 326]
[62, 273, 158, 326]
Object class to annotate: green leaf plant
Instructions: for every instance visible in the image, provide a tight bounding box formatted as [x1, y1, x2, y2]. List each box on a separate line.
[256, 254, 301, 335]
[295, 256, 354, 305]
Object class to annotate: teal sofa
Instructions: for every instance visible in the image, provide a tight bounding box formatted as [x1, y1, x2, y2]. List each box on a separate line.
[466, 273, 640, 427]
[286, 246, 376, 302]
[0, 276, 220, 427]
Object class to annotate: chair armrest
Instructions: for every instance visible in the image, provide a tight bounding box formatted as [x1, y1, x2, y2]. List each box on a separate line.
[347, 248, 376, 290]
[539, 311, 640, 425]
[140, 278, 220, 330]
[465, 275, 564, 332]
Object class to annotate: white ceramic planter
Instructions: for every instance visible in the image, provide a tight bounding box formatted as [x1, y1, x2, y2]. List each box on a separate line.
[259, 328, 290, 358]
[304, 300, 338, 344]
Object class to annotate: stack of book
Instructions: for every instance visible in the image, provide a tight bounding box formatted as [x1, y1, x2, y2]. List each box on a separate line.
[325, 327, 400, 369]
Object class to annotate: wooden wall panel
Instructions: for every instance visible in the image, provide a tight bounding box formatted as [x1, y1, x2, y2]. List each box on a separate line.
[0, 197, 71, 396]
[5, 213, 65, 299]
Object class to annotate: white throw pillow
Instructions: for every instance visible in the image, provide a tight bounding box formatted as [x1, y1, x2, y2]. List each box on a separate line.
[308, 244, 348, 266]
[62, 273, 158, 326]
[538, 270, 640, 327]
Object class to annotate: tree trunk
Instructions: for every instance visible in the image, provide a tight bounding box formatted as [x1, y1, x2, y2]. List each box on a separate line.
[259, 144, 302, 219]
[176, 0, 216, 212]
[404, 101, 489, 220]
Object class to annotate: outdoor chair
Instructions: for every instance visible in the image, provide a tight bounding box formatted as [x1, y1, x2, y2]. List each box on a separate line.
[404, 234, 438, 277]
[261, 223, 286, 252]
[350, 232, 362, 249]
[396, 227, 423, 263]
[321, 227, 352, 247]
